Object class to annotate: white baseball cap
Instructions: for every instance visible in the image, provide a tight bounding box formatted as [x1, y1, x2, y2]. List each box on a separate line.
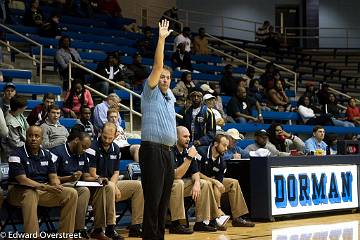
[200, 84, 214, 94]
[203, 93, 216, 101]
[226, 128, 244, 140]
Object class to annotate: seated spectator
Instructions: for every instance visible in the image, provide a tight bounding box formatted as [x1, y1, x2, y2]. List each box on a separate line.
[2, 95, 28, 156]
[304, 125, 328, 155]
[298, 96, 333, 126]
[317, 83, 331, 106]
[162, 7, 181, 33]
[39, 13, 61, 38]
[209, 83, 235, 123]
[27, 93, 56, 126]
[302, 82, 319, 109]
[7, 126, 77, 235]
[174, 27, 191, 52]
[0, 82, 16, 114]
[55, 36, 85, 90]
[346, 98, 360, 126]
[23, 0, 43, 27]
[245, 129, 290, 157]
[97, 51, 131, 90]
[63, 80, 94, 118]
[73, 105, 95, 140]
[227, 86, 263, 123]
[256, 21, 271, 43]
[241, 67, 256, 88]
[135, 26, 156, 58]
[127, 52, 149, 90]
[197, 134, 255, 227]
[260, 62, 276, 90]
[40, 105, 69, 149]
[93, 93, 121, 130]
[267, 79, 289, 111]
[107, 108, 139, 162]
[248, 78, 268, 108]
[267, 123, 305, 154]
[171, 42, 192, 72]
[172, 72, 196, 107]
[193, 28, 209, 55]
[223, 128, 249, 160]
[325, 93, 355, 127]
[203, 94, 225, 131]
[220, 64, 239, 96]
[181, 90, 216, 147]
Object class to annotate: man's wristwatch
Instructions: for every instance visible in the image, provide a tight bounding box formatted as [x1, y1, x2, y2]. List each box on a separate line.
[185, 154, 196, 161]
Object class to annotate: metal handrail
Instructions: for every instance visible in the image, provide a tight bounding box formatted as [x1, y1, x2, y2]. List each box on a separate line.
[206, 33, 298, 95]
[0, 40, 40, 64]
[0, 23, 43, 83]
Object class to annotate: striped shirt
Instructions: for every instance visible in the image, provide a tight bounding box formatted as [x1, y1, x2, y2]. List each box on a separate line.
[141, 80, 177, 146]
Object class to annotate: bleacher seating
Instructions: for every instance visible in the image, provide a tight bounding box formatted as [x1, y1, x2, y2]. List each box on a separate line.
[0, 82, 61, 96]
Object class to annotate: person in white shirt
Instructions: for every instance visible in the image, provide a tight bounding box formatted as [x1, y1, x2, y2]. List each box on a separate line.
[106, 108, 139, 162]
[174, 27, 191, 52]
[298, 96, 333, 126]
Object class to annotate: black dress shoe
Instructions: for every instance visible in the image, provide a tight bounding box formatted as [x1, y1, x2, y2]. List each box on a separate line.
[209, 219, 227, 231]
[232, 217, 255, 227]
[169, 224, 194, 234]
[105, 229, 124, 240]
[128, 224, 143, 237]
[193, 222, 217, 232]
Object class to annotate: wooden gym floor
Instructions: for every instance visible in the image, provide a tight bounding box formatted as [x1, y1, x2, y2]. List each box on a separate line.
[122, 213, 360, 240]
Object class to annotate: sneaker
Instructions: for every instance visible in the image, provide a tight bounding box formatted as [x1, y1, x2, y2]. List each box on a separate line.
[128, 224, 143, 237]
[169, 224, 194, 234]
[216, 215, 230, 227]
[105, 229, 124, 240]
[232, 217, 255, 227]
[193, 222, 217, 232]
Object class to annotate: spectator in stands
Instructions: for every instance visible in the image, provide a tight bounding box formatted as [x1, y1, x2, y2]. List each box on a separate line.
[248, 79, 268, 109]
[7, 126, 78, 235]
[317, 83, 331, 106]
[220, 64, 239, 96]
[223, 128, 249, 160]
[245, 129, 290, 157]
[346, 98, 360, 126]
[256, 21, 271, 43]
[127, 52, 149, 90]
[0, 82, 16, 114]
[325, 93, 355, 127]
[136, 26, 156, 58]
[303, 82, 319, 109]
[172, 72, 196, 107]
[241, 67, 256, 88]
[3, 95, 28, 156]
[267, 79, 289, 112]
[171, 42, 192, 72]
[267, 123, 305, 154]
[39, 13, 61, 38]
[63, 80, 94, 118]
[297, 96, 333, 126]
[304, 125, 328, 155]
[87, 122, 143, 239]
[41, 105, 69, 149]
[197, 134, 255, 227]
[203, 94, 225, 131]
[162, 7, 181, 33]
[256, 21, 280, 50]
[50, 131, 92, 239]
[56, 36, 85, 90]
[169, 126, 222, 233]
[174, 27, 191, 52]
[93, 93, 121, 130]
[209, 83, 235, 123]
[23, 0, 44, 27]
[27, 93, 56, 126]
[73, 105, 95, 140]
[227, 86, 263, 123]
[193, 27, 209, 55]
[260, 62, 276, 90]
[107, 108, 140, 162]
[181, 90, 216, 147]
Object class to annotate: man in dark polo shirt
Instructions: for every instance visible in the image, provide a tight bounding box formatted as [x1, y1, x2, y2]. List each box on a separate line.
[139, 19, 176, 240]
[87, 122, 143, 239]
[50, 131, 92, 238]
[7, 126, 78, 235]
[197, 134, 255, 228]
[169, 126, 222, 234]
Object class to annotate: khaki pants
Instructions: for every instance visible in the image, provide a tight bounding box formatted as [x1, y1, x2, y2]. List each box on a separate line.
[212, 178, 248, 218]
[73, 187, 90, 230]
[169, 179, 221, 222]
[115, 180, 144, 225]
[8, 185, 78, 234]
[91, 181, 116, 228]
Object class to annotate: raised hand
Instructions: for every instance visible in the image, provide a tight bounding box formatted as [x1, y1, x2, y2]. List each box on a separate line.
[158, 19, 173, 39]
